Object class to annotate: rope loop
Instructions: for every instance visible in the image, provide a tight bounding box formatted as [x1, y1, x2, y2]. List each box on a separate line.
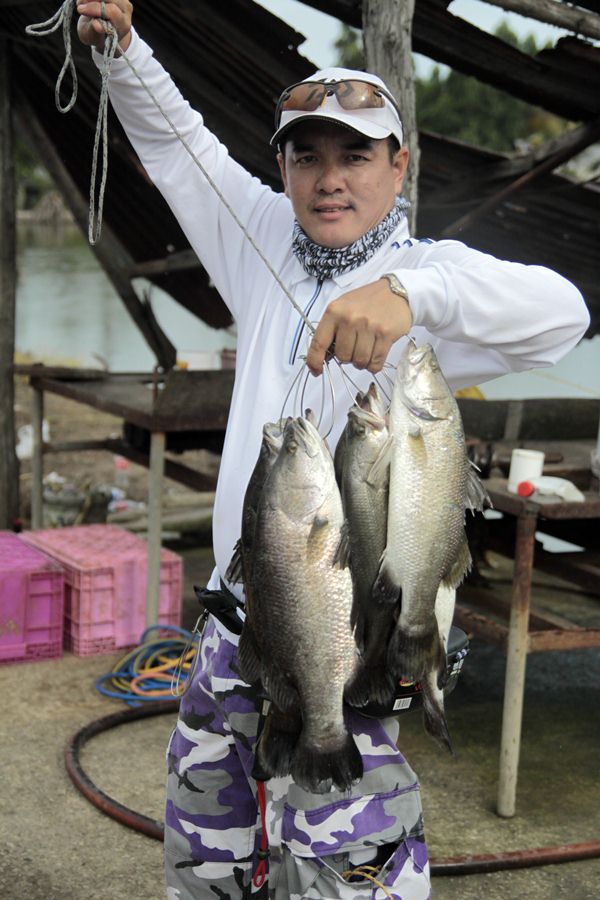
[26, 0, 78, 113]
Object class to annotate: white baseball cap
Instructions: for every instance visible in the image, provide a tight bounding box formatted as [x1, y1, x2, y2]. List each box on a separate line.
[271, 67, 404, 148]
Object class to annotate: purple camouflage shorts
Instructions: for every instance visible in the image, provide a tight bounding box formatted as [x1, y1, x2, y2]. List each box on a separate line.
[164, 616, 431, 899]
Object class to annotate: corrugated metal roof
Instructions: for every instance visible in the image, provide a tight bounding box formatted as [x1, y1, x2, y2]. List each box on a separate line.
[2, 0, 598, 340]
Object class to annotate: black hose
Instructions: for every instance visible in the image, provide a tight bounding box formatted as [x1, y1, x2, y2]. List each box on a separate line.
[64, 699, 178, 841]
[65, 703, 600, 874]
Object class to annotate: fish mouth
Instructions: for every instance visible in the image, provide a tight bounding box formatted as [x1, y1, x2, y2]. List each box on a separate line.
[287, 415, 320, 457]
[406, 342, 433, 367]
[349, 405, 386, 432]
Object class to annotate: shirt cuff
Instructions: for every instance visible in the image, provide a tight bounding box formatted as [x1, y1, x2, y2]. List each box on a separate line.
[91, 25, 146, 71]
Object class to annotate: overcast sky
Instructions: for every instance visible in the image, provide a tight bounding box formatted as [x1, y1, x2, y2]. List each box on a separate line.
[255, 0, 568, 75]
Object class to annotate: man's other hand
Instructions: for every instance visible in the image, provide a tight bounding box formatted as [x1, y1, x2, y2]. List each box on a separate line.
[306, 277, 413, 375]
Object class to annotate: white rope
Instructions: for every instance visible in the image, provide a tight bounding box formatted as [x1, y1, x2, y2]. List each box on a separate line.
[24, 2, 316, 330]
[26, 0, 116, 245]
[25, 0, 78, 113]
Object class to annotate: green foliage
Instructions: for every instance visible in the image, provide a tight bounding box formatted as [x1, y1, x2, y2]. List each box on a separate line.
[333, 24, 365, 70]
[334, 20, 569, 152]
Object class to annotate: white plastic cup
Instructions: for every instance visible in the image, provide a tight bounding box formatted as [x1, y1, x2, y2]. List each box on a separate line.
[507, 449, 545, 494]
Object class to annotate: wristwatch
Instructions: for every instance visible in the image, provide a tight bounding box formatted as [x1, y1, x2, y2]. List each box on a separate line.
[382, 273, 410, 303]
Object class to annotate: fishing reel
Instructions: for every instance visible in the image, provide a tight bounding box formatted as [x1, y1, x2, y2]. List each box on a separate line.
[356, 625, 469, 719]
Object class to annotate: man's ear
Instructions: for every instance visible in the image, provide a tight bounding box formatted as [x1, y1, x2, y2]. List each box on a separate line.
[277, 150, 289, 197]
[392, 146, 409, 195]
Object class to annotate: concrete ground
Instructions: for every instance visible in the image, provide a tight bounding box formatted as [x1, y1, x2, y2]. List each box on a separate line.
[1, 541, 599, 899]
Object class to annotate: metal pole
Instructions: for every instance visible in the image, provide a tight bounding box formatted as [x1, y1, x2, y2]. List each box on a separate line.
[30, 384, 44, 529]
[146, 431, 165, 627]
[497, 509, 537, 817]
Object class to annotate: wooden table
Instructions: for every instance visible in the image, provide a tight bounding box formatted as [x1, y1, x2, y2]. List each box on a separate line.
[455, 477, 600, 817]
[25, 367, 233, 627]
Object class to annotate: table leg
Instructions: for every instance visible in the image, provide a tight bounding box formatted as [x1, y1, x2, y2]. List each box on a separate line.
[31, 385, 44, 529]
[497, 509, 537, 817]
[146, 431, 166, 627]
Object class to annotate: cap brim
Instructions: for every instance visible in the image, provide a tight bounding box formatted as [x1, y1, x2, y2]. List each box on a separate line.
[270, 108, 393, 147]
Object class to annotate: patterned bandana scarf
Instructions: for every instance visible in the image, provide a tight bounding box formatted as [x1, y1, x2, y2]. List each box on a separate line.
[292, 196, 410, 279]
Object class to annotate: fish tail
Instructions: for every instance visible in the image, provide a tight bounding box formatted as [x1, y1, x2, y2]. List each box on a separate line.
[291, 732, 363, 794]
[256, 706, 302, 780]
[422, 681, 454, 756]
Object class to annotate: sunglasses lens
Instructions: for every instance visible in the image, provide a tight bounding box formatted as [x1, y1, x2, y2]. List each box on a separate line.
[336, 81, 385, 111]
[280, 84, 326, 112]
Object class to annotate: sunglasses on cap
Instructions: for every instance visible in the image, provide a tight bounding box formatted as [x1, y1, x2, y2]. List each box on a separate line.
[274, 78, 402, 131]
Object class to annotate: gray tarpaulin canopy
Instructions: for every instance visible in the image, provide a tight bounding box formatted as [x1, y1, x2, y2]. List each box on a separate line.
[1, 0, 598, 353]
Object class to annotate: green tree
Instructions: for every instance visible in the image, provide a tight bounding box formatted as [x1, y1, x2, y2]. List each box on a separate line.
[333, 24, 364, 70]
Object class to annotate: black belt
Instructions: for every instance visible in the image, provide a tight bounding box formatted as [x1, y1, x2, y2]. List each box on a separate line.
[193, 580, 245, 635]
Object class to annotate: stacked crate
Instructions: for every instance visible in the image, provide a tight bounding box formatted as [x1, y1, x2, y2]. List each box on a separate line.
[21, 524, 182, 656]
[0, 531, 64, 664]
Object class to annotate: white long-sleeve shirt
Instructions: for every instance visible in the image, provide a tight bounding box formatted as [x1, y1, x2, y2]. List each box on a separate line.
[94, 31, 590, 597]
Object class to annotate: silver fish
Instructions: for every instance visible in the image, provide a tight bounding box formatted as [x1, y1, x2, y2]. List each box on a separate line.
[374, 342, 488, 750]
[335, 383, 395, 705]
[241, 415, 362, 792]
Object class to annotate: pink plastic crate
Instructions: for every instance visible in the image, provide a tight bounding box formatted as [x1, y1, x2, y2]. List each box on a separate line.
[0, 532, 64, 664]
[21, 525, 182, 657]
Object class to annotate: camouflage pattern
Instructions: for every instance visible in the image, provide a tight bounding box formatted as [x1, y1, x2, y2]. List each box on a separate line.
[165, 616, 431, 898]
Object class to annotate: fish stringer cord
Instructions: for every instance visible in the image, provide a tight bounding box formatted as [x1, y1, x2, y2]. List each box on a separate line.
[25, 2, 316, 335]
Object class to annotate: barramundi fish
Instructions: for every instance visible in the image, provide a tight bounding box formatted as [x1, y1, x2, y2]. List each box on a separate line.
[239, 414, 363, 792]
[334, 383, 395, 706]
[373, 341, 488, 750]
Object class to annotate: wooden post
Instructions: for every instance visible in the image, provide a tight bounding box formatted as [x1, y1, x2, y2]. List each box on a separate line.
[362, 0, 420, 233]
[0, 38, 20, 530]
[497, 509, 537, 817]
[30, 384, 44, 529]
[146, 431, 166, 627]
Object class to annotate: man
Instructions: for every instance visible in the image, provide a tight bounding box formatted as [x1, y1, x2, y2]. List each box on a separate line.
[77, 4, 588, 898]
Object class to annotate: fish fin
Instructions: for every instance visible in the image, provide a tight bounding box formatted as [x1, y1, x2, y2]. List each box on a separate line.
[332, 521, 351, 569]
[345, 661, 395, 708]
[372, 554, 401, 605]
[422, 684, 454, 755]
[466, 462, 492, 513]
[442, 536, 472, 590]
[291, 730, 363, 794]
[263, 664, 299, 713]
[366, 435, 393, 487]
[237, 622, 263, 686]
[387, 618, 446, 685]
[256, 705, 302, 780]
[224, 539, 243, 585]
